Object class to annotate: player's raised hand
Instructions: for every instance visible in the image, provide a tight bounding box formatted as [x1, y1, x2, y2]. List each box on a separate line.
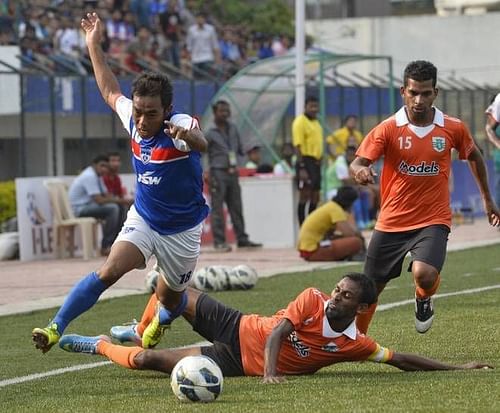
[164, 120, 188, 140]
[81, 12, 103, 46]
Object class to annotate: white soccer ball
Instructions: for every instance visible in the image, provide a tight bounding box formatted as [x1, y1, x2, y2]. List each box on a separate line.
[170, 355, 223, 403]
[144, 268, 159, 293]
[227, 264, 258, 290]
[192, 265, 231, 292]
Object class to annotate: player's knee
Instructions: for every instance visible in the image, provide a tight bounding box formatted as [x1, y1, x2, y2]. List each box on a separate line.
[414, 270, 437, 289]
[97, 261, 125, 285]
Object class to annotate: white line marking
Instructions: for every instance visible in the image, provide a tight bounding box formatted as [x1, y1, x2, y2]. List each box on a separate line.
[377, 284, 500, 311]
[1, 284, 499, 388]
[0, 362, 111, 388]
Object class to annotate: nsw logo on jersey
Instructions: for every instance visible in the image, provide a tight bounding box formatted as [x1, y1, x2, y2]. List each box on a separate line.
[140, 146, 152, 164]
[321, 341, 339, 353]
[432, 137, 446, 152]
[138, 171, 162, 185]
[398, 160, 439, 176]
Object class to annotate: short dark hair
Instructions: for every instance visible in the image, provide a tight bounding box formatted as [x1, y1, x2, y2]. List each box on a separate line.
[92, 154, 109, 164]
[403, 60, 438, 88]
[212, 99, 230, 113]
[343, 114, 358, 125]
[305, 95, 319, 105]
[107, 151, 120, 158]
[343, 272, 377, 305]
[132, 72, 173, 109]
[332, 185, 358, 210]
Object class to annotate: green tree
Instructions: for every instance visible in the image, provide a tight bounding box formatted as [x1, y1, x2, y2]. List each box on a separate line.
[192, 0, 294, 37]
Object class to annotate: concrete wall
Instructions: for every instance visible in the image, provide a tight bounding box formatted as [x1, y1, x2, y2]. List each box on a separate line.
[306, 11, 500, 86]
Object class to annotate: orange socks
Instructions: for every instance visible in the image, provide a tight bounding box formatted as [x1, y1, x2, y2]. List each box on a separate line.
[415, 275, 441, 300]
[356, 302, 378, 334]
[97, 340, 142, 369]
[137, 293, 159, 337]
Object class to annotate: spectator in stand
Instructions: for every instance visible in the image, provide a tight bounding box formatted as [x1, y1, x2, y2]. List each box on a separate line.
[105, 9, 128, 41]
[103, 151, 134, 226]
[298, 185, 364, 262]
[159, 0, 182, 68]
[258, 35, 274, 60]
[68, 154, 127, 256]
[327, 115, 364, 157]
[129, 0, 151, 28]
[206, 100, 262, 252]
[219, 28, 244, 77]
[124, 26, 159, 72]
[186, 11, 220, 79]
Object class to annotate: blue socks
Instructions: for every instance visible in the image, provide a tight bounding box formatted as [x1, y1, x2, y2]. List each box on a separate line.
[52, 272, 107, 335]
[158, 291, 188, 325]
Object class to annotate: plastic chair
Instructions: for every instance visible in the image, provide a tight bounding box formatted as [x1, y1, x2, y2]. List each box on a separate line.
[43, 179, 98, 260]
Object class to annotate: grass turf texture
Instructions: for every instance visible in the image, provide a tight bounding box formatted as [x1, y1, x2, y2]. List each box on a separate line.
[0, 245, 499, 412]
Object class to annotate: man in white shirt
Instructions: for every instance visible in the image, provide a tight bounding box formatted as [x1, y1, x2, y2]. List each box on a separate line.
[186, 12, 220, 78]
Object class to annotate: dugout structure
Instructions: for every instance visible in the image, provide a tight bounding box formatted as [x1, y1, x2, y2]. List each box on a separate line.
[201, 50, 395, 171]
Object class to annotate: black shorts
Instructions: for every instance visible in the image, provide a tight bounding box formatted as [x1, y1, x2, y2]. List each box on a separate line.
[296, 156, 321, 191]
[193, 293, 245, 377]
[364, 224, 450, 284]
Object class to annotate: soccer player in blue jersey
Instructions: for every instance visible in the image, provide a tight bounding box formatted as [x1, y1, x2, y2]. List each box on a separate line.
[32, 12, 210, 353]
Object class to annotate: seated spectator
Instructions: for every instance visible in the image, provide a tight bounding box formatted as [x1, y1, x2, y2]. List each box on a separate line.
[327, 115, 364, 157]
[219, 28, 244, 77]
[124, 26, 159, 72]
[102, 152, 134, 226]
[68, 154, 128, 256]
[258, 35, 274, 60]
[297, 185, 364, 262]
[245, 145, 260, 170]
[273, 142, 296, 176]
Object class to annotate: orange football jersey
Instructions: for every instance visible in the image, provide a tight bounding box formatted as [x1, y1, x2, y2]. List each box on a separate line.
[238, 288, 393, 376]
[356, 107, 474, 231]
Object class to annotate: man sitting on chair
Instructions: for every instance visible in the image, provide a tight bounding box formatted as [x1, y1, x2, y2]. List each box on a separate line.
[68, 154, 129, 256]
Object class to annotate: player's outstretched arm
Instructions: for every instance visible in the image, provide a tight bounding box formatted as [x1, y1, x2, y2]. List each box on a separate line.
[81, 12, 122, 111]
[387, 351, 493, 371]
[466, 146, 500, 227]
[262, 318, 294, 384]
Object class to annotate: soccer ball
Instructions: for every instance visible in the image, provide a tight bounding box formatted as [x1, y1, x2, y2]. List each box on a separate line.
[170, 355, 223, 403]
[144, 268, 159, 293]
[192, 265, 231, 292]
[227, 264, 258, 290]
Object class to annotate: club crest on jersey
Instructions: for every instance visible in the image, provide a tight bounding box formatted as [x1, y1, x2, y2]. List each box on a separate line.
[432, 137, 446, 152]
[140, 146, 152, 164]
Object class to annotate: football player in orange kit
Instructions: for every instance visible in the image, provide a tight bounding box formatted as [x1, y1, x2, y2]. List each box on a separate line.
[58, 272, 491, 381]
[350, 60, 500, 334]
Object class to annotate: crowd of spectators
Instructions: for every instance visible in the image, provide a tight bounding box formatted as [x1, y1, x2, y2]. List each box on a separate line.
[0, 0, 293, 80]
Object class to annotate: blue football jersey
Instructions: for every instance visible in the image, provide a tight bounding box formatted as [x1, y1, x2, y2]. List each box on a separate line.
[116, 96, 209, 235]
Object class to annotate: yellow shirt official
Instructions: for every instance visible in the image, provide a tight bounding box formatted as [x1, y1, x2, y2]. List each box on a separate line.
[298, 201, 347, 251]
[292, 114, 323, 160]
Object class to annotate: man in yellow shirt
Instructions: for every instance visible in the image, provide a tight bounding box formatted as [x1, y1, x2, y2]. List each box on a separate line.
[292, 96, 324, 225]
[327, 115, 364, 157]
[298, 186, 364, 261]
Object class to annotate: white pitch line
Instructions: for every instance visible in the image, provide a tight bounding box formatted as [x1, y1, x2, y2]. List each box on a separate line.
[1, 284, 499, 389]
[0, 361, 111, 388]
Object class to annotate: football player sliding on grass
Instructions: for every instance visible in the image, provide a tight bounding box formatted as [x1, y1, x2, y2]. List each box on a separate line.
[59, 272, 492, 381]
